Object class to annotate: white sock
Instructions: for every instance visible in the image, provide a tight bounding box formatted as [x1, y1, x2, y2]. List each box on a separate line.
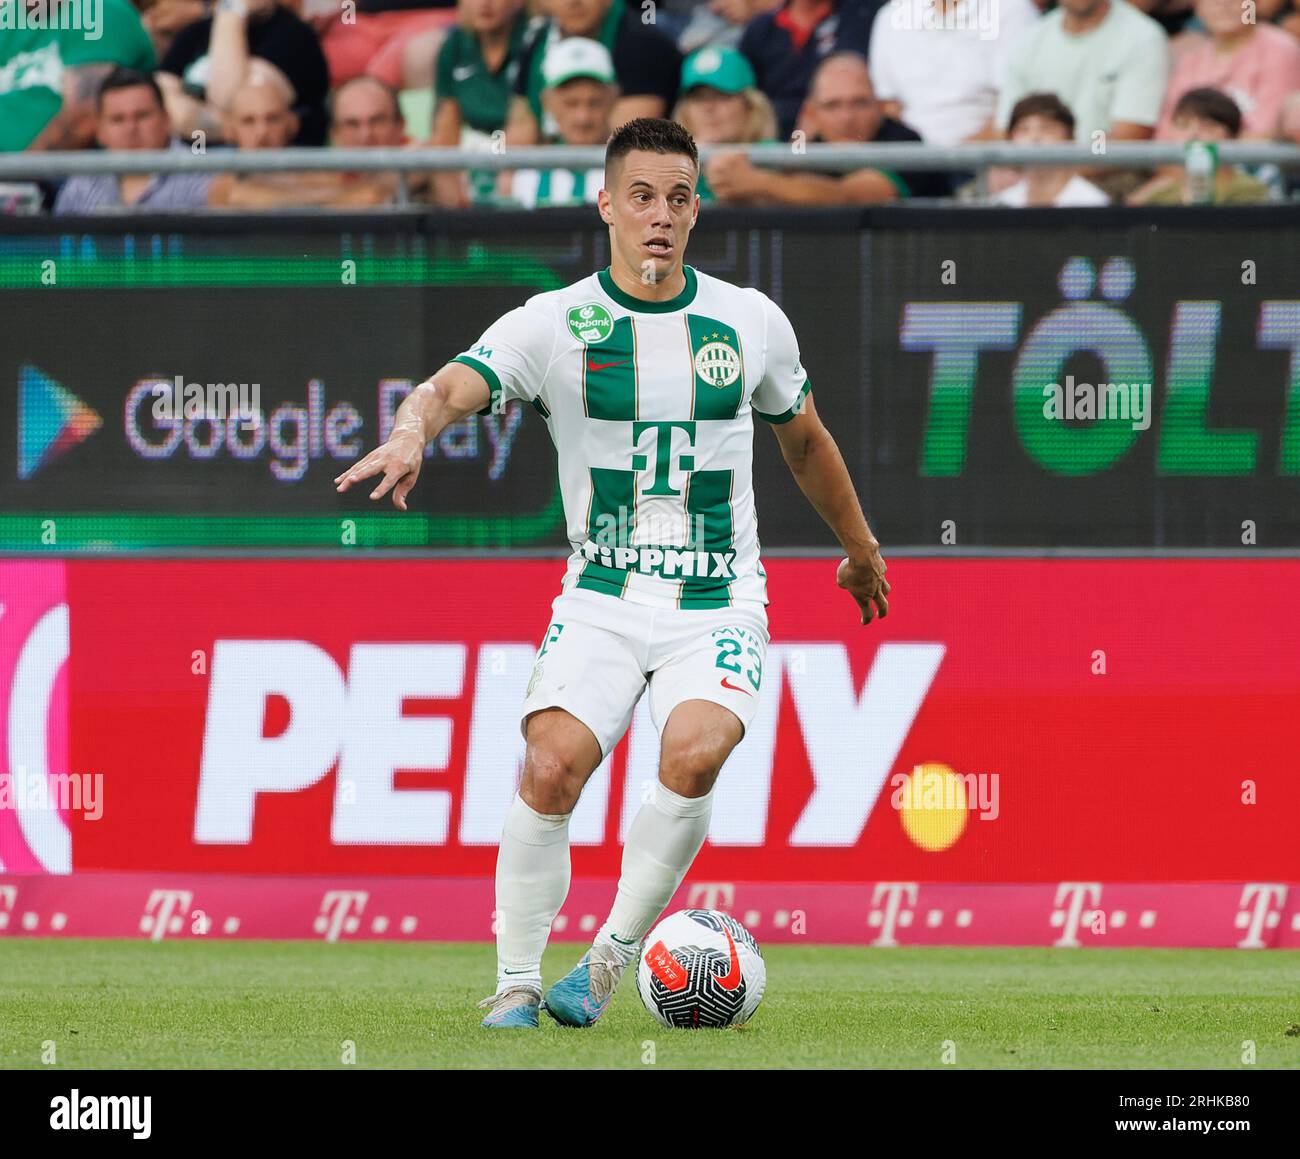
[494, 793, 571, 994]
[595, 781, 713, 963]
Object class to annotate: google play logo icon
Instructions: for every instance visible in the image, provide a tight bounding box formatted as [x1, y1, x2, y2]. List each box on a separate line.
[18, 364, 102, 480]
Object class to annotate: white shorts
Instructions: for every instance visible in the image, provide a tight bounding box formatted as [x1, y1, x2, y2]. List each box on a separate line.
[520, 588, 770, 759]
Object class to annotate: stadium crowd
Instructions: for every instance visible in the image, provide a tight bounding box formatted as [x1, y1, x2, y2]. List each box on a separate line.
[3, 0, 1300, 210]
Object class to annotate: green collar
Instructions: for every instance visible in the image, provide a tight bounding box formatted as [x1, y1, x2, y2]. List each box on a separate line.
[598, 265, 698, 312]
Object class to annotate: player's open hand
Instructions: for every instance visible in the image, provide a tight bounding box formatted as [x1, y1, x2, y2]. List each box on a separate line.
[334, 430, 424, 511]
[836, 551, 890, 625]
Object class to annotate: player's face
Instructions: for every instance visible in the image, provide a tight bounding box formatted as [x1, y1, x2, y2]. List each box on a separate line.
[601, 150, 698, 282]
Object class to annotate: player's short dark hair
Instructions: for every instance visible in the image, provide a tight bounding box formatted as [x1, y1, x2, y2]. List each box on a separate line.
[1007, 93, 1075, 138]
[605, 117, 699, 177]
[1172, 87, 1242, 138]
[97, 67, 164, 113]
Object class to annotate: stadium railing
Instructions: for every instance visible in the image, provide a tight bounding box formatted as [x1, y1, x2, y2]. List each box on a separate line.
[4, 141, 1299, 178]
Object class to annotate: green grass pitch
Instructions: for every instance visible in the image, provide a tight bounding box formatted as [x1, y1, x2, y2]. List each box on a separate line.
[1, 940, 1297, 1069]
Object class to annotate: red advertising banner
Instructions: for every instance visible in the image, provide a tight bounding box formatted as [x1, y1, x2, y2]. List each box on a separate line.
[1, 556, 1284, 885]
[1, 874, 1297, 949]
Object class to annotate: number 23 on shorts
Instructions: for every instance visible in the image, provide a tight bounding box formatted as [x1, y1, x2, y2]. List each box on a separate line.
[712, 627, 762, 693]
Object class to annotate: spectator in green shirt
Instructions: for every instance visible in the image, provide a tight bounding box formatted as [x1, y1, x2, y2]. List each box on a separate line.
[428, 0, 530, 206]
[0, 0, 155, 151]
[671, 46, 778, 203]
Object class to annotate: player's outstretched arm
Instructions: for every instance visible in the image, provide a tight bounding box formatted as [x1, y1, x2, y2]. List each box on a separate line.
[333, 361, 492, 510]
[769, 391, 891, 625]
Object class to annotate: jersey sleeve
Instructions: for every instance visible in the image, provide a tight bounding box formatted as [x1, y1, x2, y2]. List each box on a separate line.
[750, 292, 811, 423]
[451, 300, 557, 415]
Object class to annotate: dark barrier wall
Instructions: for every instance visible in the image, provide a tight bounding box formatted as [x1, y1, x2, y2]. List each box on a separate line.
[1, 208, 1296, 550]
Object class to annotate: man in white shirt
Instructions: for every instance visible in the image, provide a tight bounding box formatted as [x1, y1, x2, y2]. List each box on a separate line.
[869, 0, 1040, 144]
[997, 0, 1170, 145]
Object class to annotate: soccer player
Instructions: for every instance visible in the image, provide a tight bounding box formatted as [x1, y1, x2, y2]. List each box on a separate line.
[334, 118, 890, 1030]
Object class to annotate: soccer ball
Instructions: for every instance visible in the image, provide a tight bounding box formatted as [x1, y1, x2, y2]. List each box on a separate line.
[636, 909, 766, 1029]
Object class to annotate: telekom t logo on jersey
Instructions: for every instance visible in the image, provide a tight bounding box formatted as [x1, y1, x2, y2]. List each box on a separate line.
[631, 420, 696, 496]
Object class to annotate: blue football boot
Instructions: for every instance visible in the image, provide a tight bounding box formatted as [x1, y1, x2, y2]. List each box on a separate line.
[541, 944, 631, 1028]
[477, 985, 542, 1028]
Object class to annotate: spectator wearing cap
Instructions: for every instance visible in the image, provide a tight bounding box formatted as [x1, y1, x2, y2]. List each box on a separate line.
[992, 94, 1110, 206]
[998, 0, 1170, 148]
[1129, 86, 1273, 203]
[1154, 0, 1300, 141]
[675, 47, 779, 202]
[428, 0, 531, 207]
[503, 37, 616, 208]
[867, 0, 1039, 146]
[739, 0, 882, 142]
[706, 50, 948, 205]
[505, 0, 683, 146]
[53, 68, 213, 213]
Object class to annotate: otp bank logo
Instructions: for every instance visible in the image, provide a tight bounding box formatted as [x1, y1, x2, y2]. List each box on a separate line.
[18, 365, 101, 480]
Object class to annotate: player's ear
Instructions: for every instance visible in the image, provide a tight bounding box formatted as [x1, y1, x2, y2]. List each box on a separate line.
[596, 186, 614, 225]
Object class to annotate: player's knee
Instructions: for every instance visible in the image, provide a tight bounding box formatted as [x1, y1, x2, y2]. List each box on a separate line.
[520, 708, 603, 812]
[658, 701, 742, 791]
[658, 736, 729, 795]
[520, 746, 587, 814]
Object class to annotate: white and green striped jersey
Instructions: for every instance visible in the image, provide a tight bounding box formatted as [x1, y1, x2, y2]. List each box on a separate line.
[452, 264, 811, 609]
[508, 167, 603, 208]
